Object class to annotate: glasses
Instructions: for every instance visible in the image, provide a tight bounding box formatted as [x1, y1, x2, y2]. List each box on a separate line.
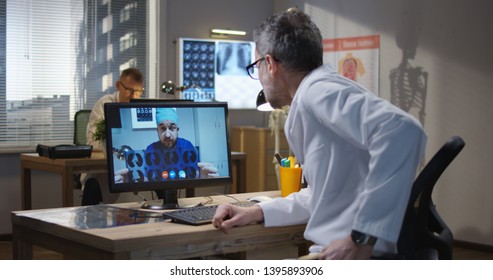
[120, 81, 144, 97]
[158, 123, 178, 133]
[245, 57, 265, 80]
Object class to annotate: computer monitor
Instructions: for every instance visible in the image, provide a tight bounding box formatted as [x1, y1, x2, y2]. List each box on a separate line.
[104, 101, 232, 209]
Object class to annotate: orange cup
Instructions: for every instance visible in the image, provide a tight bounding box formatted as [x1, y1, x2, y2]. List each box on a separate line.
[279, 166, 303, 197]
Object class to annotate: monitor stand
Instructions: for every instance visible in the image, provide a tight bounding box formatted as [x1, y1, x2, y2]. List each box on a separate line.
[141, 190, 179, 210]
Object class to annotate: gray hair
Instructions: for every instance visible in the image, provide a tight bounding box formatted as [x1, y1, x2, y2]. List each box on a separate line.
[253, 10, 323, 73]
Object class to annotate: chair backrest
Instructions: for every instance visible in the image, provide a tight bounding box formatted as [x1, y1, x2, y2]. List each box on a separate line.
[74, 110, 91, 145]
[397, 136, 465, 259]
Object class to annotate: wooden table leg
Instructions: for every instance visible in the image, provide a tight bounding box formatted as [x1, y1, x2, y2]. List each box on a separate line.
[20, 164, 32, 210]
[12, 224, 33, 260]
[62, 167, 75, 207]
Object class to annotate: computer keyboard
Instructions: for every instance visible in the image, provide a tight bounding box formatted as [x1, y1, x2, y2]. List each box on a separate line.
[163, 200, 258, 225]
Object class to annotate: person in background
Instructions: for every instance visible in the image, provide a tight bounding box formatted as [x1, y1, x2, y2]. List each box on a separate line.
[212, 10, 427, 259]
[81, 68, 144, 206]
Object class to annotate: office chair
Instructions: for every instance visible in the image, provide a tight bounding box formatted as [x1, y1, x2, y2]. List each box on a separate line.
[397, 135, 465, 260]
[74, 109, 91, 146]
[73, 110, 92, 189]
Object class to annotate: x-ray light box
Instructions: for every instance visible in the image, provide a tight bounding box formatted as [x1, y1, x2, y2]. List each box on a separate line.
[177, 38, 262, 109]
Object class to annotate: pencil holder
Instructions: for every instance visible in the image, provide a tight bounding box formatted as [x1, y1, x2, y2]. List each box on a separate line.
[279, 167, 302, 197]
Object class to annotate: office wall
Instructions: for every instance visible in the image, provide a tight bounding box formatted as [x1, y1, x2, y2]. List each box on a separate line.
[1, 0, 492, 247]
[274, 0, 493, 246]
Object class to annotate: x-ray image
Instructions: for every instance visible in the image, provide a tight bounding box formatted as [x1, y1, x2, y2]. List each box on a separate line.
[216, 42, 251, 76]
[182, 40, 215, 89]
[178, 38, 262, 108]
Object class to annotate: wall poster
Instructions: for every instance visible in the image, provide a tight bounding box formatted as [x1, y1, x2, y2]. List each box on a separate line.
[322, 35, 380, 95]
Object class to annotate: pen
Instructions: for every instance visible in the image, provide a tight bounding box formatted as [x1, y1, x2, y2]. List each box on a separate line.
[275, 153, 283, 165]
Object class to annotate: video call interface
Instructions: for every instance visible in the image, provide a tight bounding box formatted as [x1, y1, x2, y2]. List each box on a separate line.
[105, 102, 231, 193]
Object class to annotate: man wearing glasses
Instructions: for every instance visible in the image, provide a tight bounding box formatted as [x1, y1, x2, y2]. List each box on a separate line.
[82, 68, 144, 205]
[213, 10, 426, 259]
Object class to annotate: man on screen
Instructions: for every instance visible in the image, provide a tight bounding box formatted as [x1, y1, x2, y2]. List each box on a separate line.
[147, 108, 195, 150]
[145, 108, 219, 199]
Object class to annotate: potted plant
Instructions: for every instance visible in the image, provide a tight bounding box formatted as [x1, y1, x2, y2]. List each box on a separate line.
[92, 118, 106, 156]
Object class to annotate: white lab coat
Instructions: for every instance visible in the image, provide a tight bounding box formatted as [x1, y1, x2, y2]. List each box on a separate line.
[86, 92, 119, 149]
[82, 92, 120, 204]
[259, 64, 427, 255]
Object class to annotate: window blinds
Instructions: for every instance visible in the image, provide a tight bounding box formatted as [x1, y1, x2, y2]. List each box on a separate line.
[0, 0, 154, 151]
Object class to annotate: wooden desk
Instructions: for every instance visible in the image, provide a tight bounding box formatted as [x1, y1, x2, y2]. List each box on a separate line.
[20, 152, 247, 210]
[12, 191, 308, 260]
[20, 152, 107, 210]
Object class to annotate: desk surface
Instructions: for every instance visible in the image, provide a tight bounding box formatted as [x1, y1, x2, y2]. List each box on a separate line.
[20, 152, 107, 169]
[12, 191, 307, 260]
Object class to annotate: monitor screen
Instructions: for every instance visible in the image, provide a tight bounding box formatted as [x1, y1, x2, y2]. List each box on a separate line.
[177, 38, 262, 109]
[104, 101, 232, 209]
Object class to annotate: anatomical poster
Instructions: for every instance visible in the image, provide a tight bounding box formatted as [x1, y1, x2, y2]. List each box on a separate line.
[323, 35, 380, 95]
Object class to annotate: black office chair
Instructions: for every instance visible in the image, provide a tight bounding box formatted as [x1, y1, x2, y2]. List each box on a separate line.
[397, 136, 465, 260]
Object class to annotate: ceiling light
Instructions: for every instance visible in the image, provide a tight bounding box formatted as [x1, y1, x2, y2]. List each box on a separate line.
[210, 28, 247, 36]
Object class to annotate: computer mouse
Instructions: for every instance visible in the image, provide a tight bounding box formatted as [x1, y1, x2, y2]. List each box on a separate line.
[247, 196, 273, 203]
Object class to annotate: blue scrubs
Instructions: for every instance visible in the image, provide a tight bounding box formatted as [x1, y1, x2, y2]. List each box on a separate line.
[145, 138, 199, 181]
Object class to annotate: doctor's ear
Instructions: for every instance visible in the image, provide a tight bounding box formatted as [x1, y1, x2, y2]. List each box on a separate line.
[264, 55, 279, 76]
[264, 55, 276, 66]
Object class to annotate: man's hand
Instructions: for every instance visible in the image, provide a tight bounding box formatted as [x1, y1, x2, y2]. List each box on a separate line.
[318, 236, 373, 260]
[114, 168, 129, 184]
[212, 204, 264, 234]
[198, 162, 219, 178]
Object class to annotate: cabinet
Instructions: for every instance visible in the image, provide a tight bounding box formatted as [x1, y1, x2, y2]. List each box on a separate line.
[232, 126, 290, 192]
[195, 107, 229, 176]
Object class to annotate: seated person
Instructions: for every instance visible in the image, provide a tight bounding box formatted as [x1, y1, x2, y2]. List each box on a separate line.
[212, 10, 426, 260]
[81, 68, 144, 206]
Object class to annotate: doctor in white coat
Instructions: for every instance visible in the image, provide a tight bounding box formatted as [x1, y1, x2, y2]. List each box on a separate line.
[212, 10, 427, 260]
[82, 68, 144, 205]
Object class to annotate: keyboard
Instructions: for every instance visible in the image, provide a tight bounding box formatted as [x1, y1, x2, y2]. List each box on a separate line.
[163, 200, 257, 225]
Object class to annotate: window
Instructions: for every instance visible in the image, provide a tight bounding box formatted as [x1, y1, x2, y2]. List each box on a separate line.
[102, 15, 113, 34]
[120, 2, 138, 23]
[0, 0, 158, 151]
[120, 31, 138, 52]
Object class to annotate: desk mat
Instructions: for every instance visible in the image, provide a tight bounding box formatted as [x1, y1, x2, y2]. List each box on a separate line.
[24, 205, 167, 230]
